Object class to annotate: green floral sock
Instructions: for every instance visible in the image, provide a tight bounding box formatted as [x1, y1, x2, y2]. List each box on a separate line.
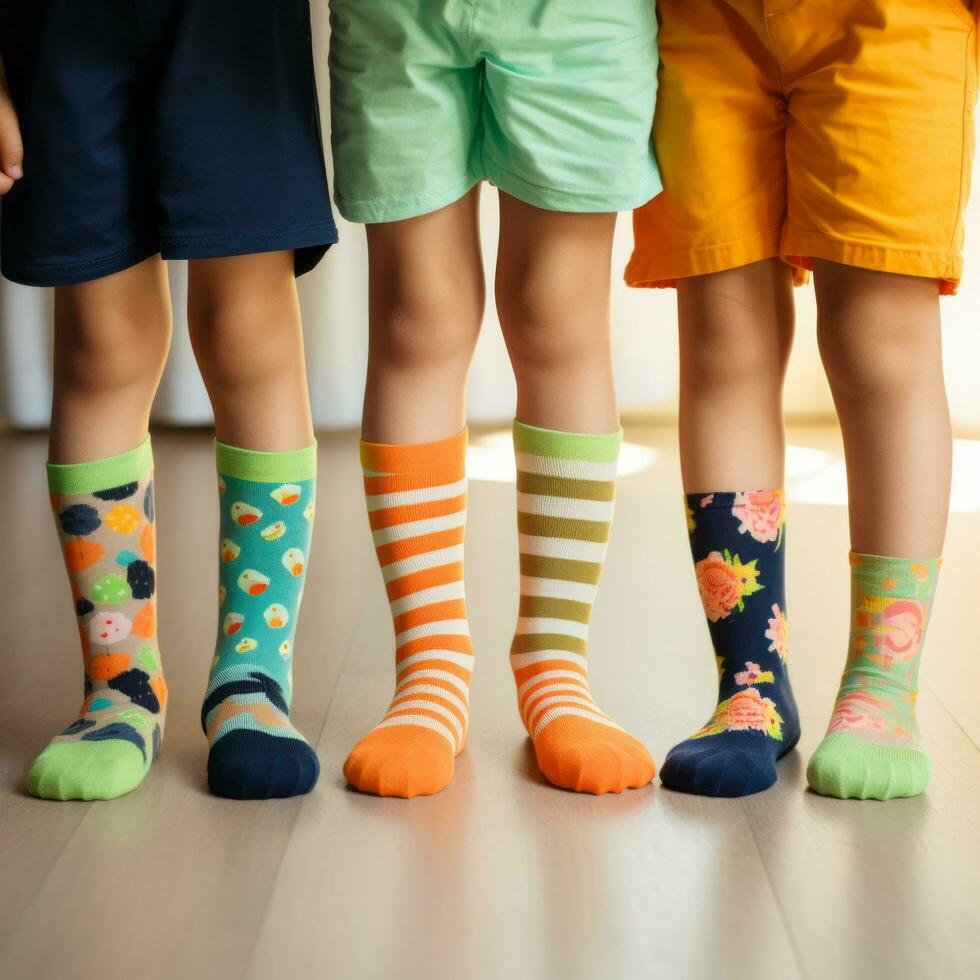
[27, 438, 166, 801]
[807, 551, 939, 801]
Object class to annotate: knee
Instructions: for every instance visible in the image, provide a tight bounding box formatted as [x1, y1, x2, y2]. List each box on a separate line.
[817, 318, 931, 403]
[496, 275, 607, 374]
[371, 277, 482, 371]
[56, 306, 171, 395]
[681, 319, 785, 395]
[188, 296, 299, 391]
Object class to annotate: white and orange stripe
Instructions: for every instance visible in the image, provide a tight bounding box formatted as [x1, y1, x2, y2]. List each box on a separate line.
[357, 432, 473, 757]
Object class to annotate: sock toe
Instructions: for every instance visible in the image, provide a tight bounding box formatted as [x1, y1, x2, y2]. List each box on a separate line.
[207, 730, 319, 800]
[661, 740, 778, 798]
[27, 740, 148, 801]
[534, 722, 655, 795]
[807, 733, 931, 800]
[344, 727, 455, 799]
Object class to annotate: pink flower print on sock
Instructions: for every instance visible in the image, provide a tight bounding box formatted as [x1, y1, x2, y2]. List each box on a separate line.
[732, 490, 785, 545]
[828, 691, 889, 734]
[856, 599, 925, 667]
[765, 603, 788, 660]
[735, 662, 763, 685]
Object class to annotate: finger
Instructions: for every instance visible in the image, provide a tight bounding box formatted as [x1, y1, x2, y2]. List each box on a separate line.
[0, 172, 13, 196]
[0, 62, 23, 180]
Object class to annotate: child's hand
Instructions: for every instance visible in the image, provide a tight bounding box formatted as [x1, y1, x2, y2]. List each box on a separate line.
[0, 56, 23, 196]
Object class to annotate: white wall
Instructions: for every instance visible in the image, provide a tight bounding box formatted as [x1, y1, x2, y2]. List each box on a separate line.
[1, 2, 978, 431]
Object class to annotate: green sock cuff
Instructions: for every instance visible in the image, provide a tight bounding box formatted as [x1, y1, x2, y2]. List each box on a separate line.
[513, 419, 622, 463]
[216, 440, 317, 483]
[850, 550, 941, 599]
[47, 436, 153, 495]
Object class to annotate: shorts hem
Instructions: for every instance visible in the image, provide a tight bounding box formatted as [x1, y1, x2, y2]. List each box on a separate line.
[486, 158, 663, 214]
[624, 225, 806, 289]
[335, 172, 484, 224]
[780, 226, 962, 295]
[161, 220, 339, 276]
[1, 240, 160, 288]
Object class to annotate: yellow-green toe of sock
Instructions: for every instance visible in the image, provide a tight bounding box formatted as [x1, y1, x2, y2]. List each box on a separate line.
[26, 740, 149, 801]
[806, 732, 931, 801]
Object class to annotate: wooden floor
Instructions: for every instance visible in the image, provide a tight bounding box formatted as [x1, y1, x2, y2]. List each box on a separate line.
[1, 426, 979, 980]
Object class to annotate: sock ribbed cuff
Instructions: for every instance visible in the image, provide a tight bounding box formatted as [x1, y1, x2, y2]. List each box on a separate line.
[47, 436, 153, 494]
[215, 440, 317, 483]
[849, 550, 941, 599]
[513, 419, 622, 462]
[360, 428, 467, 476]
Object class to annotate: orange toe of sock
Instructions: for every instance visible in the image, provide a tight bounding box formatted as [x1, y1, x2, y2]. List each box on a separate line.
[532, 717, 656, 795]
[343, 726, 456, 799]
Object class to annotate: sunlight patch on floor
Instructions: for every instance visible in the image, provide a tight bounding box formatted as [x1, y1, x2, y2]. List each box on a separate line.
[786, 439, 980, 513]
[467, 430, 658, 483]
[468, 429, 980, 513]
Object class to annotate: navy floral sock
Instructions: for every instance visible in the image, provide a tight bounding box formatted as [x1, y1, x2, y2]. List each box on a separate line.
[661, 490, 800, 797]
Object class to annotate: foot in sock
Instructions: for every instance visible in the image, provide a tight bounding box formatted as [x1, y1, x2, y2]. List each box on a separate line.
[344, 430, 473, 798]
[202, 441, 320, 799]
[661, 490, 800, 797]
[511, 421, 654, 795]
[27, 438, 167, 800]
[807, 552, 938, 800]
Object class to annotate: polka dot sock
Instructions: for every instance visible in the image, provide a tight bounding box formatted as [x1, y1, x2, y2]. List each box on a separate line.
[807, 552, 939, 800]
[511, 421, 655, 795]
[659, 491, 800, 797]
[202, 441, 320, 800]
[28, 438, 167, 801]
[344, 430, 472, 798]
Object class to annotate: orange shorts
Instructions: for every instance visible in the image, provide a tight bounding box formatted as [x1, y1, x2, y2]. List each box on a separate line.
[627, 0, 979, 294]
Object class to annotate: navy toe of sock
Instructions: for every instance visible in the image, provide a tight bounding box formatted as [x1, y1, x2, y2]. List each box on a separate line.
[660, 736, 780, 798]
[207, 731, 320, 800]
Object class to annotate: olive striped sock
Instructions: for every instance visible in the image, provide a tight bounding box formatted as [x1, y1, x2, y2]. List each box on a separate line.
[511, 420, 655, 794]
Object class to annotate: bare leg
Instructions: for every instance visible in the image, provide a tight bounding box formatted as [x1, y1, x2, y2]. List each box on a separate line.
[343, 191, 485, 798]
[186, 251, 313, 451]
[188, 251, 320, 800]
[362, 187, 485, 443]
[495, 194, 654, 794]
[806, 262, 949, 800]
[677, 259, 795, 491]
[29, 257, 171, 801]
[660, 259, 799, 798]
[814, 261, 950, 556]
[50, 256, 172, 462]
[495, 194, 618, 432]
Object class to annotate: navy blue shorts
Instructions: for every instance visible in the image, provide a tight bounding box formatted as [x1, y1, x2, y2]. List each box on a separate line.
[0, 0, 337, 286]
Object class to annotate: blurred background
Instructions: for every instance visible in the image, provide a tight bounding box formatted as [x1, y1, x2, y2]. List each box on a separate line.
[2, 1, 979, 434]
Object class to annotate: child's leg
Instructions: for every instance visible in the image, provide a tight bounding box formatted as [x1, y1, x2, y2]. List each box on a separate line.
[28, 258, 172, 800]
[188, 251, 320, 799]
[361, 189, 485, 443]
[343, 191, 484, 798]
[50, 257, 172, 461]
[661, 259, 801, 797]
[807, 262, 949, 800]
[813, 263, 951, 557]
[187, 252, 314, 451]
[495, 193, 654, 794]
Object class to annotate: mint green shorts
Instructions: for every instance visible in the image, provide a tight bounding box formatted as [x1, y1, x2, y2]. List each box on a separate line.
[328, 0, 661, 223]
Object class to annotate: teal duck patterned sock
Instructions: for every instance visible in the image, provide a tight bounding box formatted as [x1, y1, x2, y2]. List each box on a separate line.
[28, 438, 166, 801]
[202, 441, 320, 799]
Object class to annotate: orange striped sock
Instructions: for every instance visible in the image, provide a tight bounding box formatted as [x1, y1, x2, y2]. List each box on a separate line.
[512, 421, 655, 794]
[344, 429, 472, 798]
